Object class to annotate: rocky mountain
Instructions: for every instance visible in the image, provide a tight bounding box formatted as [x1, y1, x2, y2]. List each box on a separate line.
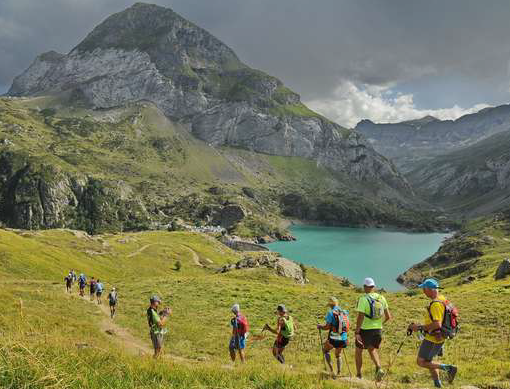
[407, 129, 510, 216]
[355, 105, 510, 170]
[2, 3, 444, 235]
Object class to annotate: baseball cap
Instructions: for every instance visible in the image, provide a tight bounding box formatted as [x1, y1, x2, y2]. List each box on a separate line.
[418, 278, 439, 289]
[231, 303, 240, 314]
[276, 304, 287, 313]
[150, 295, 162, 303]
[363, 277, 376, 287]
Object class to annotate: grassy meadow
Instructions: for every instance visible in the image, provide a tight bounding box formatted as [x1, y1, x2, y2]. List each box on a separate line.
[1, 227, 510, 388]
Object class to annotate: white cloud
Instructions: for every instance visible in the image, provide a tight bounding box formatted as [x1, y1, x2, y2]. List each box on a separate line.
[306, 81, 490, 128]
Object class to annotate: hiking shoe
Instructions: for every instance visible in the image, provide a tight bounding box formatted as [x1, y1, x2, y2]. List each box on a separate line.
[446, 365, 457, 383]
[356, 374, 362, 379]
[375, 368, 385, 382]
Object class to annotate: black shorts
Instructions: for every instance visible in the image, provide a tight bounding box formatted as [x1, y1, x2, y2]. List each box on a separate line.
[328, 338, 348, 349]
[418, 340, 444, 362]
[274, 336, 290, 349]
[109, 301, 116, 306]
[96, 291, 102, 297]
[356, 329, 382, 349]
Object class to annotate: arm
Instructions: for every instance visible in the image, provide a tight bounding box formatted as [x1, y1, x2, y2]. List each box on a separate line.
[317, 322, 332, 330]
[355, 312, 364, 345]
[384, 308, 391, 324]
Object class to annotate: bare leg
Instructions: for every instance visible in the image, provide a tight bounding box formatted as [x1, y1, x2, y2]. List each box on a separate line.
[355, 347, 363, 377]
[417, 358, 441, 381]
[335, 348, 342, 375]
[323, 342, 334, 373]
[368, 347, 381, 369]
[230, 348, 236, 362]
[239, 349, 245, 363]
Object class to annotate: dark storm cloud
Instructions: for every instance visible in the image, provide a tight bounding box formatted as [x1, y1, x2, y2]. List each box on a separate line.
[1, 0, 510, 105]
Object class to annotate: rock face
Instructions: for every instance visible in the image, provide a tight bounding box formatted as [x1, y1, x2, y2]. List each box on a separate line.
[8, 2, 410, 196]
[0, 152, 150, 233]
[495, 258, 510, 280]
[217, 254, 307, 284]
[212, 204, 246, 229]
[356, 106, 510, 171]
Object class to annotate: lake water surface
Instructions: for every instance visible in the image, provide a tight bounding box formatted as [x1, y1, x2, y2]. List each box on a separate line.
[265, 225, 448, 290]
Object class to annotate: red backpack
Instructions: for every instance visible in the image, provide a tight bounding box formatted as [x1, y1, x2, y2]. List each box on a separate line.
[235, 314, 249, 335]
[332, 309, 350, 334]
[428, 299, 459, 339]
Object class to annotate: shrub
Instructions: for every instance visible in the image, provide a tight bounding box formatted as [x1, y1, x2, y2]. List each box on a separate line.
[174, 260, 182, 271]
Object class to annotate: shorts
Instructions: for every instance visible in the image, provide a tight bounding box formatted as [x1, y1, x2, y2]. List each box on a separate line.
[96, 291, 102, 297]
[79, 284, 85, 289]
[229, 335, 246, 350]
[150, 332, 164, 350]
[109, 301, 117, 307]
[274, 336, 290, 349]
[356, 329, 382, 349]
[418, 339, 444, 362]
[328, 338, 348, 349]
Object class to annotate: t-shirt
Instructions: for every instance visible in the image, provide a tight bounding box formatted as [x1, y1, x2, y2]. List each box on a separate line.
[95, 283, 103, 293]
[356, 292, 388, 330]
[108, 292, 117, 303]
[280, 316, 294, 339]
[148, 308, 167, 335]
[326, 306, 348, 341]
[424, 295, 447, 344]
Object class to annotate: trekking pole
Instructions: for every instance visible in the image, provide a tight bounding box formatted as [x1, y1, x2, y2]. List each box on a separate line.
[316, 321, 328, 372]
[342, 348, 352, 378]
[380, 328, 413, 387]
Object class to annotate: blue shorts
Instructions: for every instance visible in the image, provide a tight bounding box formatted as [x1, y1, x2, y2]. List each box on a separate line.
[229, 335, 246, 350]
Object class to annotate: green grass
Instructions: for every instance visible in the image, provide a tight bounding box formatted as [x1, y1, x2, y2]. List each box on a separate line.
[1, 227, 510, 388]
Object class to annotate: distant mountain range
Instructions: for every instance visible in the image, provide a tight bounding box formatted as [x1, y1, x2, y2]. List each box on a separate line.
[356, 105, 510, 171]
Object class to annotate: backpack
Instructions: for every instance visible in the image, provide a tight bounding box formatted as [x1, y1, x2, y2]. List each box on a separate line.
[428, 299, 459, 339]
[332, 309, 350, 334]
[147, 307, 156, 328]
[282, 316, 295, 338]
[234, 314, 249, 336]
[109, 292, 117, 304]
[364, 295, 384, 320]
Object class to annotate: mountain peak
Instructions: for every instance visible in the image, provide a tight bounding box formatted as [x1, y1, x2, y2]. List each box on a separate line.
[72, 2, 242, 73]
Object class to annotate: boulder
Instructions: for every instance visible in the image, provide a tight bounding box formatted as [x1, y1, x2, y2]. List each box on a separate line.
[213, 204, 246, 228]
[275, 258, 307, 284]
[495, 258, 510, 280]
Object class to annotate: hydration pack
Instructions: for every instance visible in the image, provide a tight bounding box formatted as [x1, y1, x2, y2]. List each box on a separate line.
[428, 299, 459, 339]
[234, 314, 249, 335]
[364, 295, 384, 320]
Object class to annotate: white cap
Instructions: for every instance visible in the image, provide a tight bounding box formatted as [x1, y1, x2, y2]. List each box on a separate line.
[231, 303, 240, 314]
[363, 277, 375, 287]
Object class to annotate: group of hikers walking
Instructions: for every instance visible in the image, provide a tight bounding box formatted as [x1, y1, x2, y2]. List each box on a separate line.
[141, 276, 459, 388]
[64, 269, 118, 318]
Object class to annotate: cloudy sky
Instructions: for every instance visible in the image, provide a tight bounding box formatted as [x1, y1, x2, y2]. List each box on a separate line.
[1, 0, 510, 127]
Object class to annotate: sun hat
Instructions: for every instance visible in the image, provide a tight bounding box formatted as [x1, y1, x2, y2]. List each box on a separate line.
[363, 277, 376, 287]
[329, 296, 339, 305]
[418, 278, 439, 289]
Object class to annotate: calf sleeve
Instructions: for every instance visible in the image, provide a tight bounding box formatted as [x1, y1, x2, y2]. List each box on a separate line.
[325, 352, 331, 363]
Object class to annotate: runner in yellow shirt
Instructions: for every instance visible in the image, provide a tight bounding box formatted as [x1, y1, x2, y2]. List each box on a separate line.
[408, 279, 457, 388]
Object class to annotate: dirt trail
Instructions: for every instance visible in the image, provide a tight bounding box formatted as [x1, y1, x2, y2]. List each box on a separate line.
[127, 244, 153, 258]
[74, 293, 195, 363]
[180, 244, 203, 267]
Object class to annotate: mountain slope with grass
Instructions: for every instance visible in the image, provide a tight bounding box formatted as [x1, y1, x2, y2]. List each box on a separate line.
[1, 227, 510, 388]
[0, 2, 445, 236]
[405, 130, 510, 217]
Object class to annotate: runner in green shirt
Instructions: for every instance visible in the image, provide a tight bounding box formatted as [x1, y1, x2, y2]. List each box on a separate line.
[354, 277, 391, 381]
[146, 295, 170, 358]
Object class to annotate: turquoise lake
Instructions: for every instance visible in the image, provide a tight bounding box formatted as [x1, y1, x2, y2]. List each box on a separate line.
[265, 225, 448, 290]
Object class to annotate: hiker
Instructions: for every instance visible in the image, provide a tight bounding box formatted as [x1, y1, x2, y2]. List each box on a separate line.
[229, 304, 249, 363]
[108, 287, 118, 318]
[78, 273, 87, 297]
[70, 269, 77, 284]
[95, 279, 104, 304]
[147, 295, 170, 358]
[354, 277, 391, 381]
[317, 297, 349, 377]
[264, 304, 295, 364]
[408, 278, 458, 388]
[64, 274, 72, 293]
[89, 277, 97, 301]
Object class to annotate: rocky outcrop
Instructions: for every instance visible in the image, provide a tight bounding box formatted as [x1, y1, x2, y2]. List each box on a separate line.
[397, 232, 484, 287]
[0, 151, 150, 233]
[495, 258, 510, 280]
[212, 204, 246, 229]
[8, 2, 411, 198]
[216, 253, 307, 284]
[221, 236, 269, 252]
